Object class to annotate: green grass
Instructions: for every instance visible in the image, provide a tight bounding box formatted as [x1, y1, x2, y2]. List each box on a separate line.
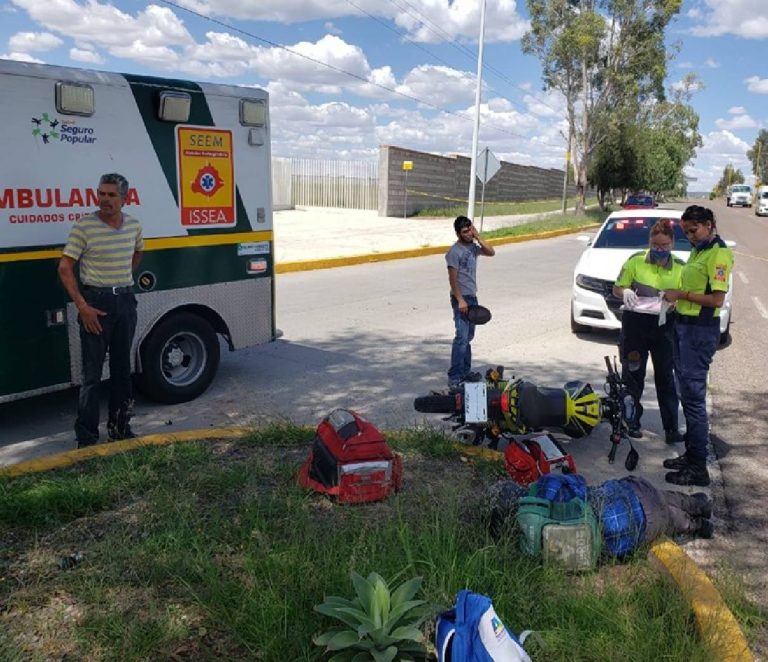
[0, 424, 759, 660]
[481, 209, 608, 240]
[413, 197, 599, 218]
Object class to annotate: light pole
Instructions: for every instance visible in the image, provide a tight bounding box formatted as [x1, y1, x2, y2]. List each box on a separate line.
[467, 0, 487, 221]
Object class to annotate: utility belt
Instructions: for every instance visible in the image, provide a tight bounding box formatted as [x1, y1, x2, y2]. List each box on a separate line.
[676, 314, 719, 328]
[82, 284, 134, 295]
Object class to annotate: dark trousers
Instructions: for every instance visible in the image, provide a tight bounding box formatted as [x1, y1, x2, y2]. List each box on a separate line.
[74, 290, 138, 443]
[672, 322, 719, 466]
[448, 294, 477, 382]
[619, 312, 679, 432]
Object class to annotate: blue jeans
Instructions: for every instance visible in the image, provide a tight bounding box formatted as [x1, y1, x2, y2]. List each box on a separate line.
[448, 294, 477, 382]
[74, 289, 138, 443]
[672, 322, 719, 466]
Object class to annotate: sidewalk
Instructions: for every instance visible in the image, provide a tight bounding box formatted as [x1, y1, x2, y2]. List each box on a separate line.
[273, 205, 552, 264]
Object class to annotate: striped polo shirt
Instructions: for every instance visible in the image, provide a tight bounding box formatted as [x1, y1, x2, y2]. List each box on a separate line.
[62, 212, 144, 287]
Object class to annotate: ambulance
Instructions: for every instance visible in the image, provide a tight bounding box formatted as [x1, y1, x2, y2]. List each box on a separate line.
[0, 59, 277, 404]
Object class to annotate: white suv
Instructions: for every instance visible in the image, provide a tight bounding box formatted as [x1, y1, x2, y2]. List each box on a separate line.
[727, 184, 752, 207]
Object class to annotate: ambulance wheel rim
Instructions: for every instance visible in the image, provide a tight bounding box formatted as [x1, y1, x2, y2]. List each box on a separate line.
[160, 331, 207, 387]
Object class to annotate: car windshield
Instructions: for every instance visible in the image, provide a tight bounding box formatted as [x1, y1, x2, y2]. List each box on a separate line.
[625, 195, 653, 206]
[593, 216, 690, 250]
[732, 185, 751, 193]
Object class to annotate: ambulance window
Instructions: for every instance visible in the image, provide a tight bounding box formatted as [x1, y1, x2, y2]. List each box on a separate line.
[240, 99, 266, 127]
[158, 91, 191, 122]
[56, 82, 94, 116]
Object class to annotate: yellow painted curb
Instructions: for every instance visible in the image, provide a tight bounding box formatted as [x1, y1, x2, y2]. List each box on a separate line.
[649, 538, 753, 661]
[0, 427, 254, 478]
[276, 223, 600, 273]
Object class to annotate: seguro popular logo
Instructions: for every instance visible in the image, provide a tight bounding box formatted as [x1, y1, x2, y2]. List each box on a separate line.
[31, 111, 97, 145]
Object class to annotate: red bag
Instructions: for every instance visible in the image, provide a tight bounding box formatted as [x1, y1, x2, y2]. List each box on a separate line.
[297, 409, 402, 503]
[503, 434, 577, 486]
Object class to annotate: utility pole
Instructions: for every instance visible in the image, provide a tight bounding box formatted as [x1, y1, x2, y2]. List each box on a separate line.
[467, 0, 487, 221]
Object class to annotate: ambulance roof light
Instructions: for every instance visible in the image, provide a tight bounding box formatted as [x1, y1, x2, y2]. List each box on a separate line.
[158, 91, 191, 122]
[240, 99, 266, 127]
[55, 82, 94, 116]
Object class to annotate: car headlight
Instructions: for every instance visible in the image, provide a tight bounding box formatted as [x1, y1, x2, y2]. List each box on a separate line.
[575, 274, 608, 293]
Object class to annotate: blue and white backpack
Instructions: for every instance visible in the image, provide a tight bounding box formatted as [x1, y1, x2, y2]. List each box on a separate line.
[435, 590, 532, 662]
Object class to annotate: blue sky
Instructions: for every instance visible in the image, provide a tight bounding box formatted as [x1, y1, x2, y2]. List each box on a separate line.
[1, 0, 766, 192]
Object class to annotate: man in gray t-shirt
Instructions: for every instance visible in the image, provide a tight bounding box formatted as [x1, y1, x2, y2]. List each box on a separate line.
[445, 215, 495, 387]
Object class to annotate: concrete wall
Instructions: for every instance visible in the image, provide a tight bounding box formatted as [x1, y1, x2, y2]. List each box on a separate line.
[379, 144, 577, 217]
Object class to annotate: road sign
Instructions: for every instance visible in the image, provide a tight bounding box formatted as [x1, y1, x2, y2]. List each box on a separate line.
[402, 160, 413, 171]
[477, 148, 501, 184]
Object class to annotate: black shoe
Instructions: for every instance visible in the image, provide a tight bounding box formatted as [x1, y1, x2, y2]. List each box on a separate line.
[693, 518, 714, 539]
[665, 429, 684, 445]
[463, 371, 482, 383]
[666, 464, 710, 487]
[76, 438, 98, 449]
[627, 426, 642, 439]
[663, 454, 691, 470]
[107, 423, 137, 442]
[690, 492, 713, 519]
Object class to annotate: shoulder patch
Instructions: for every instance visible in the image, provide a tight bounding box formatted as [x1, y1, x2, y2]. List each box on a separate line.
[714, 263, 727, 282]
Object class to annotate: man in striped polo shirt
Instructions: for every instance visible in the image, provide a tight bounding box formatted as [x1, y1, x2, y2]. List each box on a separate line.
[58, 173, 144, 447]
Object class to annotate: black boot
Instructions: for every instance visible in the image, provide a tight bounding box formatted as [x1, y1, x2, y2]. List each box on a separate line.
[666, 464, 710, 487]
[107, 399, 137, 441]
[627, 426, 642, 439]
[689, 492, 713, 519]
[693, 518, 714, 539]
[663, 453, 691, 470]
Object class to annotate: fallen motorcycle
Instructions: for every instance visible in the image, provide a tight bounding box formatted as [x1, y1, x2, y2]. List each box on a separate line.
[414, 356, 640, 473]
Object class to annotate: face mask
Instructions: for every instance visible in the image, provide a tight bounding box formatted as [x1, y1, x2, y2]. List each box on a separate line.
[650, 248, 671, 262]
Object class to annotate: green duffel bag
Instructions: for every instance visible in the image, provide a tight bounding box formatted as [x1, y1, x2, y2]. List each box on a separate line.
[516, 496, 601, 571]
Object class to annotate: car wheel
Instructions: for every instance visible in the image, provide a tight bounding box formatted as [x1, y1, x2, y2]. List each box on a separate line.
[137, 312, 221, 404]
[570, 308, 590, 334]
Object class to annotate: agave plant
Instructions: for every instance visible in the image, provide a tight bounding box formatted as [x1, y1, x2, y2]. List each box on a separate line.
[313, 571, 428, 662]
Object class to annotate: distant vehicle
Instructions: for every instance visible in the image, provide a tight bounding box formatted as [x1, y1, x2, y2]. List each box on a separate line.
[622, 194, 656, 209]
[571, 208, 733, 345]
[726, 184, 752, 207]
[756, 186, 768, 216]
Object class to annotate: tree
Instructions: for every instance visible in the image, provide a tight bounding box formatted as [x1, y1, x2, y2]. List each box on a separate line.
[522, 0, 683, 213]
[587, 79, 701, 204]
[712, 164, 744, 198]
[746, 129, 768, 185]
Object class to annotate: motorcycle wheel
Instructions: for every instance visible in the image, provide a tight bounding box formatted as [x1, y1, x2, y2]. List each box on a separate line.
[414, 394, 458, 414]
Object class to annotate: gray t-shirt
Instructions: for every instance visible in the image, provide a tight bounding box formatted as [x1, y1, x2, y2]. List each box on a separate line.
[445, 241, 481, 296]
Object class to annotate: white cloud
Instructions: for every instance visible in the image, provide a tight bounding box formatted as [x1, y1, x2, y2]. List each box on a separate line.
[705, 58, 719, 68]
[745, 75, 768, 94]
[715, 114, 757, 130]
[671, 78, 704, 92]
[0, 50, 44, 62]
[170, 0, 529, 43]
[687, 130, 753, 189]
[397, 65, 476, 106]
[8, 31, 62, 51]
[69, 47, 104, 64]
[689, 0, 768, 38]
[11, 0, 195, 49]
[728, 106, 746, 114]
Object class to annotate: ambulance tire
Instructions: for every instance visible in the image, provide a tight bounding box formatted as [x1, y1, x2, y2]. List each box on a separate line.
[414, 394, 457, 414]
[138, 312, 220, 404]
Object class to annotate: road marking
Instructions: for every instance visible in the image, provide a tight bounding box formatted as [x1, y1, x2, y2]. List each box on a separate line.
[737, 271, 749, 285]
[753, 296, 768, 320]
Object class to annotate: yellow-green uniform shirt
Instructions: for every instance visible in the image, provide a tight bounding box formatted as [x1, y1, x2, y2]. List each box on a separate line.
[615, 250, 685, 297]
[62, 212, 144, 287]
[676, 236, 733, 320]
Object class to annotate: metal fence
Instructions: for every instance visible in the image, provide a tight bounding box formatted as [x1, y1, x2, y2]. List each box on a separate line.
[272, 157, 378, 210]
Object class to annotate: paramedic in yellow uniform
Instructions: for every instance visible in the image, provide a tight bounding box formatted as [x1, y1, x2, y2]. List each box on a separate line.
[662, 206, 733, 487]
[612, 218, 685, 444]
